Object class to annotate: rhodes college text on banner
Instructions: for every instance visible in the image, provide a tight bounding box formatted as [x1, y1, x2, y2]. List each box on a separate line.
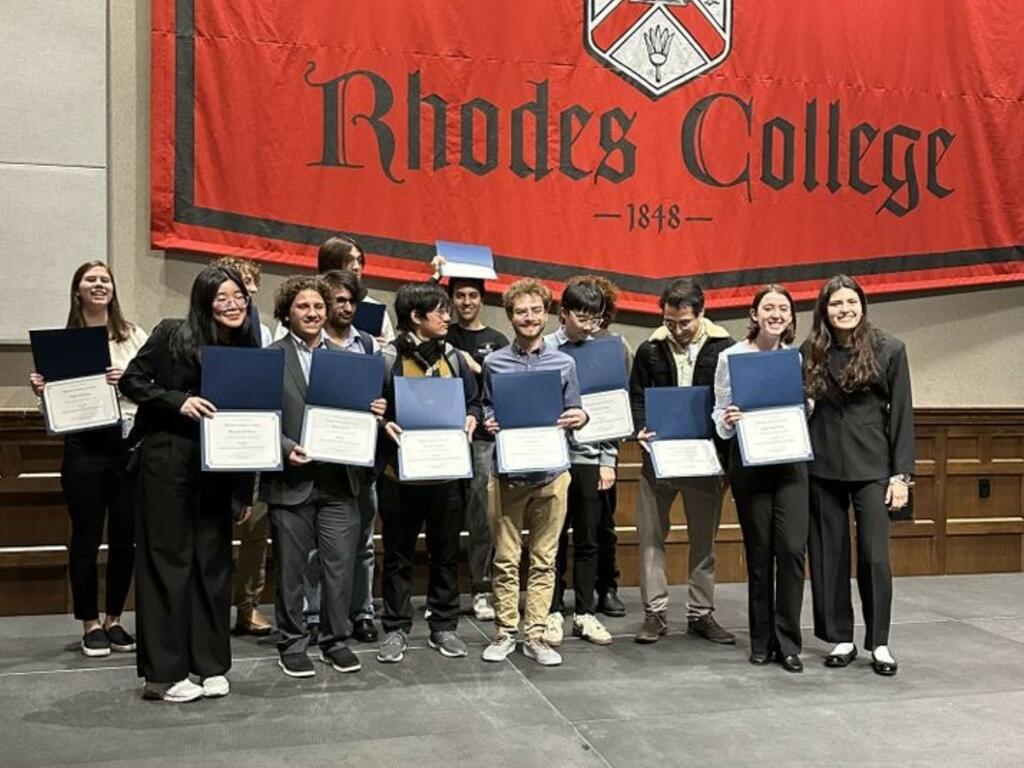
[152, 1, 1024, 310]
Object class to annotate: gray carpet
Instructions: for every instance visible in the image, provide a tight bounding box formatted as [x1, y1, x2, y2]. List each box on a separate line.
[1, 574, 1023, 768]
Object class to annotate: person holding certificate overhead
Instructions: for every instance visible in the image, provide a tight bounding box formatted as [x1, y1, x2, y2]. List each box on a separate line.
[261, 276, 386, 677]
[542, 280, 621, 648]
[28, 261, 147, 658]
[712, 284, 809, 673]
[480, 279, 588, 667]
[629, 278, 736, 645]
[376, 282, 481, 663]
[802, 275, 914, 676]
[119, 265, 257, 703]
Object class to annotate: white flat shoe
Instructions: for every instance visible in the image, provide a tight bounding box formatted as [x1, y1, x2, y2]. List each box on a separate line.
[142, 678, 204, 703]
[201, 675, 230, 698]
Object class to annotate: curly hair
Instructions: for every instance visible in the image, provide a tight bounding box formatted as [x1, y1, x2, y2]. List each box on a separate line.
[273, 275, 331, 326]
[803, 274, 880, 399]
[210, 256, 261, 288]
[502, 278, 552, 318]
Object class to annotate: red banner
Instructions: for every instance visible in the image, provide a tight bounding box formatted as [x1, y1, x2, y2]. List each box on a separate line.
[152, 1, 1024, 311]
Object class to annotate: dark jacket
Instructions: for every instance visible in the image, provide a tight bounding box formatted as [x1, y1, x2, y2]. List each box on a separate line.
[801, 331, 914, 482]
[120, 318, 255, 511]
[629, 319, 734, 480]
[258, 335, 368, 506]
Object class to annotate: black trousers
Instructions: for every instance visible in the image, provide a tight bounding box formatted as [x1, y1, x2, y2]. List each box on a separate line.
[596, 483, 620, 595]
[378, 477, 461, 633]
[134, 432, 233, 682]
[729, 454, 808, 657]
[808, 476, 893, 650]
[552, 464, 601, 615]
[61, 429, 135, 621]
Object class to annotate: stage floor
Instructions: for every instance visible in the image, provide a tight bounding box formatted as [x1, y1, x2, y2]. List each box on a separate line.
[1, 573, 1023, 768]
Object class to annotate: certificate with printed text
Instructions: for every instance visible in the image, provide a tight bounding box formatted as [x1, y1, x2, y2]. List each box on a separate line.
[301, 406, 377, 467]
[201, 411, 283, 472]
[42, 374, 121, 435]
[736, 405, 813, 467]
[496, 426, 571, 474]
[398, 429, 472, 481]
[575, 389, 634, 444]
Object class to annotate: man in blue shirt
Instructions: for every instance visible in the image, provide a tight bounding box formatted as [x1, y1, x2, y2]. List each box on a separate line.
[480, 279, 588, 666]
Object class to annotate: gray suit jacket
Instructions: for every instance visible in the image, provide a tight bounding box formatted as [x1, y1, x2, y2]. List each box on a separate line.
[259, 335, 366, 507]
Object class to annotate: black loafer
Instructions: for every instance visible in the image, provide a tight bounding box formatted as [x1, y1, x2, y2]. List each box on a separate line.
[351, 618, 379, 643]
[824, 646, 858, 668]
[597, 590, 627, 618]
[749, 651, 771, 665]
[778, 654, 803, 673]
[872, 655, 898, 676]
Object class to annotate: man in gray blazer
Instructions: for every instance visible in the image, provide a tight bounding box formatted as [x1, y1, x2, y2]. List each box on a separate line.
[261, 276, 386, 677]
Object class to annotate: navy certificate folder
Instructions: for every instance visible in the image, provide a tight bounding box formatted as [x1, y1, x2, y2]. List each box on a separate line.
[728, 348, 804, 410]
[395, 377, 466, 430]
[30, 327, 111, 381]
[200, 347, 284, 409]
[645, 386, 714, 440]
[561, 336, 628, 394]
[353, 302, 387, 337]
[307, 349, 384, 411]
[491, 370, 563, 429]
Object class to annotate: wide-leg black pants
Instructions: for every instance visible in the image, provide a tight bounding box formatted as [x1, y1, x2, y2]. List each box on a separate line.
[134, 432, 234, 682]
[808, 476, 893, 650]
[729, 454, 809, 657]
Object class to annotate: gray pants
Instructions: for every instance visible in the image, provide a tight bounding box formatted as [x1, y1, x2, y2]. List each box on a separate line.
[636, 472, 724, 619]
[271, 489, 362, 655]
[304, 482, 376, 624]
[466, 440, 496, 594]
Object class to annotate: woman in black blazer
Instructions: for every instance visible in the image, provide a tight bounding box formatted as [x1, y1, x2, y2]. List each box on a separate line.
[802, 274, 914, 676]
[120, 266, 256, 703]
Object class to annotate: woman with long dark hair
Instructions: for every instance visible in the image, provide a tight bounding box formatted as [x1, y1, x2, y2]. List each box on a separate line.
[802, 274, 913, 676]
[712, 284, 809, 673]
[29, 262, 147, 658]
[120, 266, 256, 702]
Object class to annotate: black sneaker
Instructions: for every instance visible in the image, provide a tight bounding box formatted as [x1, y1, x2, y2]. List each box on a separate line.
[320, 644, 361, 673]
[278, 652, 316, 678]
[105, 624, 136, 653]
[81, 628, 111, 658]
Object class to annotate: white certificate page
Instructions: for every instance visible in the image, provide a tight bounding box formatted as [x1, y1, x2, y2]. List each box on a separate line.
[42, 373, 121, 435]
[301, 406, 377, 467]
[650, 439, 723, 479]
[736, 405, 813, 467]
[202, 411, 282, 471]
[496, 426, 570, 474]
[575, 389, 634, 444]
[398, 429, 472, 481]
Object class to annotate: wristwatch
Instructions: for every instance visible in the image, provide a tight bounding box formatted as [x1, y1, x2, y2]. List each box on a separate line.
[890, 473, 914, 486]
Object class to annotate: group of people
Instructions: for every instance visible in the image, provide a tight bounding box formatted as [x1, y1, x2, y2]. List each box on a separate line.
[31, 237, 913, 704]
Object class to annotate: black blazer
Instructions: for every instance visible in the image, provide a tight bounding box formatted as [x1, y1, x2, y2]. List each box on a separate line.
[120, 318, 255, 510]
[802, 331, 914, 482]
[258, 335, 367, 506]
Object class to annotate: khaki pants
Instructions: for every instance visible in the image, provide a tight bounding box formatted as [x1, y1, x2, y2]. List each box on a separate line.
[636, 472, 723, 619]
[490, 472, 570, 640]
[232, 499, 269, 611]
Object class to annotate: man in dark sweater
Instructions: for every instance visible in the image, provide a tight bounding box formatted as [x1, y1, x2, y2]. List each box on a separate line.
[628, 278, 736, 645]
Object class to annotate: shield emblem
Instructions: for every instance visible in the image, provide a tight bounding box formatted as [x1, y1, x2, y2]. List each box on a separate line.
[584, 0, 733, 98]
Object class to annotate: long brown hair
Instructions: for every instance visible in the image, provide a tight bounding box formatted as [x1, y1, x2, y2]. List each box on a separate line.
[803, 274, 880, 398]
[745, 284, 797, 345]
[66, 261, 132, 342]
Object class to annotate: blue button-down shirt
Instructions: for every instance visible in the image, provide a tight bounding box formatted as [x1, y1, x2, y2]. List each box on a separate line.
[290, 331, 328, 385]
[482, 339, 582, 485]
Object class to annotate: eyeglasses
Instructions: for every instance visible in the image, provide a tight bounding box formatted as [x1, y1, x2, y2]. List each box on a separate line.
[512, 306, 547, 319]
[213, 295, 249, 309]
[334, 296, 356, 307]
[569, 311, 603, 329]
[664, 319, 696, 332]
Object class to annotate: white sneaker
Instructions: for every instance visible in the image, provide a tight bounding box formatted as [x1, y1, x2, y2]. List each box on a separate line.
[573, 613, 613, 646]
[543, 612, 564, 648]
[472, 593, 495, 621]
[201, 675, 230, 698]
[142, 678, 204, 703]
[481, 633, 517, 662]
[523, 638, 562, 666]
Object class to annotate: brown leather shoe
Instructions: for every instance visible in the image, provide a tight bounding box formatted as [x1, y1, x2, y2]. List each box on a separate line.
[634, 611, 668, 644]
[687, 613, 736, 645]
[234, 607, 273, 636]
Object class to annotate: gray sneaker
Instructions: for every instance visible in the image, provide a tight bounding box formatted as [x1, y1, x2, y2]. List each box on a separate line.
[481, 633, 517, 662]
[523, 638, 562, 666]
[428, 630, 468, 658]
[377, 630, 408, 664]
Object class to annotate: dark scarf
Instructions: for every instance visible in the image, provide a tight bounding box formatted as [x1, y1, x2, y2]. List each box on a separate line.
[396, 333, 444, 373]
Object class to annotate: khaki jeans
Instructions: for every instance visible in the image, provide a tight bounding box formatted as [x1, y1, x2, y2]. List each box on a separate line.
[636, 472, 723, 619]
[490, 472, 570, 640]
[232, 499, 269, 611]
